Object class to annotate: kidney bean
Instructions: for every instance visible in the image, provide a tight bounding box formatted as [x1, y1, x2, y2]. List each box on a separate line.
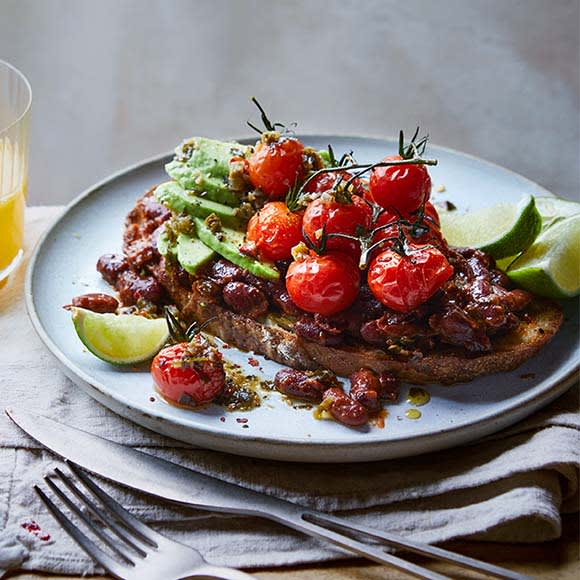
[222, 281, 268, 319]
[71, 293, 119, 314]
[378, 371, 400, 402]
[270, 288, 302, 316]
[294, 316, 343, 346]
[96, 254, 130, 285]
[321, 387, 369, 427]
[274, 369, 327, 402]
[116, 270, 163, 306]
[208, 260, 245, 286]
[125, 237, 159, 269]
[349, 368, 382, 413]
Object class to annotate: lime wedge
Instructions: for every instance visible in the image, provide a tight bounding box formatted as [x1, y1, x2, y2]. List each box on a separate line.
[439, 194, 542, 259]
[534, 196, 580, 232]
[506, 215, 580, 298]
[71, 308, 169, 364]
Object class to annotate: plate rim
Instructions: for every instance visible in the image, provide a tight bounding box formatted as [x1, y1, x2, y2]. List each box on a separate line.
[24, 134, 579, 460]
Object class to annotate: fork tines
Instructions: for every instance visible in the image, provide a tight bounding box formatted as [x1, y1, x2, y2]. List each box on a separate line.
[34, 463, 159, 578]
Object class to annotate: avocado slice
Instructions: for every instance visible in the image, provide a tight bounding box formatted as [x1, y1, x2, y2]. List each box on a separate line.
[157, 225, 215, 275]
[155, 181, 241, 228]
[165, 137, 250, 207]
[156, 226, 176, 258]
[194, 217, 280, 281]
[176, 233, 215, 275]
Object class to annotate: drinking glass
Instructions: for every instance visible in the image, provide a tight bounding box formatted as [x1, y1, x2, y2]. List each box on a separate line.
[0, 60, 31, 283]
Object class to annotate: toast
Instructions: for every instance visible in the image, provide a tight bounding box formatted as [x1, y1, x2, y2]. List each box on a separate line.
[120, 188, 563, 386]
[154, 261, 562, 384]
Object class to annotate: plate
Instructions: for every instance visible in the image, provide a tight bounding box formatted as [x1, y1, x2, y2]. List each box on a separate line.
[26, 136, 579, 462]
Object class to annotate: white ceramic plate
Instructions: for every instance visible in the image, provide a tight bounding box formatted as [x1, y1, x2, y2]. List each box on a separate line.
[26, 136, 579, 462]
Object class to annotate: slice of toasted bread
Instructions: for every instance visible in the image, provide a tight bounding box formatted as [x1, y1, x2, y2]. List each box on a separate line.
[132, 189, 563, 385]
[152, 261, 563, 385]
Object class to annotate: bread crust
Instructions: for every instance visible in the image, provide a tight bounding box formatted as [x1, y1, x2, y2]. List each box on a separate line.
[155, 263, 563, 385]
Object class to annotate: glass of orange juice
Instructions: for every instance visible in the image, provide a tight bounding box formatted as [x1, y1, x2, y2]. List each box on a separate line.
[0, 60, 31, 283]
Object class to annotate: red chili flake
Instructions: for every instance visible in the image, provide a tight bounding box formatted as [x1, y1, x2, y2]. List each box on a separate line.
[222, 343, 231, 349]
[149, 396, 156, 402]
[219, 416, 226, 422]
[248, 357, 259, 367]
[21, 520, 51, 541]
[236, 417, 248, 424]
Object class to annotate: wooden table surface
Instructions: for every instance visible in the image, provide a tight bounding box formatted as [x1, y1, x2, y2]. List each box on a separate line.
[7, 513, 578, 579]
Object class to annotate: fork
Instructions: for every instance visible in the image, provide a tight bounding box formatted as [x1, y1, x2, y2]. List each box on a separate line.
[34, 463, 530, 580]
[34, 464, 255, 580]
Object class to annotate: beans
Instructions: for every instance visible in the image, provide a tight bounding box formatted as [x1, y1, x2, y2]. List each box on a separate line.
[294, 316, 343, 346]
[208, 260, 245, 286]
[96, 254, 130, 285]
[349, 367, 400, 410]
[116, 270, 163, 306]
[505, 288, 532, 312]
[378, 371, 399, 402]
[270, 288, 302, 316]
[71, 293, 119, 314]
[124, 237, 159, 269]
[274, 369, 327, 402]
[321, 387, 369, 427]
[349, 368, 382, 412]
[222, 281, 268, 319]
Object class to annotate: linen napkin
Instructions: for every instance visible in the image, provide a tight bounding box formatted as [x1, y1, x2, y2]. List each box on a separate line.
[0, 206, 578, 576]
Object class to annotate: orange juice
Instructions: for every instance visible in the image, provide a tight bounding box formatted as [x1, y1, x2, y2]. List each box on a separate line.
[0, 183, 25, 272]
[0, 60, 31, 283]
[0, 136, 26, 278]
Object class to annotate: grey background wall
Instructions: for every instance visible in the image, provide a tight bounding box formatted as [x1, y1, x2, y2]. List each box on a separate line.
[1, 0, 578, 205]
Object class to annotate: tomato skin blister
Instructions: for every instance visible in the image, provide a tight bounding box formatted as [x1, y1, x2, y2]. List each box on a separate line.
[245, 201, 303, 261]
[367, 154, 432, 216]
[302, 196, 372, 257]
[247, 138, 305, 199]
[368, 246, 454, 313]
[151, 337, 226, 407]
[286, 252, 360, 316]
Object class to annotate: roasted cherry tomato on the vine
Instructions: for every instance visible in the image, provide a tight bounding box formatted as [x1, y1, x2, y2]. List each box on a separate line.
[367, 245, 453, 313]
[371, 210, 445, 251]
[423, 200, 440, 227]
[304, 170, 368, 197]
[367, 155, 432, 216]
[245, 201, 303, 261]
[302, 195, 372, 257]
[151, 335, 225, 407]
[247, 137, 304, 199]
[286, 252, 360, 316]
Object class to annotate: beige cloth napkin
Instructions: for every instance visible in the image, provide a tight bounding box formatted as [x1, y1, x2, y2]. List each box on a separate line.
[0, 207, 578, 576]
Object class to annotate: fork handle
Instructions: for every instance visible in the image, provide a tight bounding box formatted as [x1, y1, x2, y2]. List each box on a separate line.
[300, 511, 530, 580]
[259, 505, 529, 580]
[272, 514, 450, 580]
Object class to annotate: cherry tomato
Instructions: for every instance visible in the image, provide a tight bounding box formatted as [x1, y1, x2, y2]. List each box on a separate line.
[371, 210, 445, 251]
[423, 200, 440, 227]
[247, 137, 304, 199]
[151, 335, 225, 407]
[302, 195, 372, 256]
[367, 155, 432, 216]
[286, 253, 360, 316]
[367, 245, 453, 313]
[304, 170, 368, 197]
[245, 202, 303, 261]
